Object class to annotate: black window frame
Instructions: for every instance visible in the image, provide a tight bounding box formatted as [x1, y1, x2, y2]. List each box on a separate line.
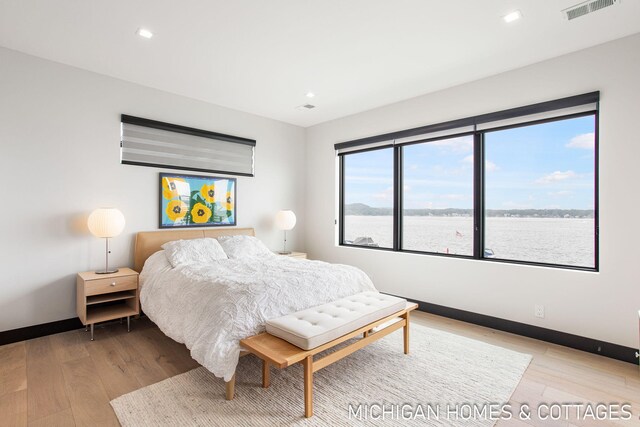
[337, 93, 600, 272]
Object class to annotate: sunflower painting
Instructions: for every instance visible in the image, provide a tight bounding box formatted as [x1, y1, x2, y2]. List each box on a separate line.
[159, 173, 236, 228]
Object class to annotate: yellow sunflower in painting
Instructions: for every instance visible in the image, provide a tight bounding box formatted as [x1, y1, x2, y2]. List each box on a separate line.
[200, 184, 216, 203]
[191, 202, 212, 223]
[166, 200, 187, 222]
[162, 177, 186, 200]
[223, 192, 233, 211]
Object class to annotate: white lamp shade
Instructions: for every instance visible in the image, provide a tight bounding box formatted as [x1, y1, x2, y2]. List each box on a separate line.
[88, 208, 125, 238]
[275, 210, 296, 231]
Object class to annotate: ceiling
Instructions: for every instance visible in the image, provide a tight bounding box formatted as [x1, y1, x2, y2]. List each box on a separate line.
[1, 1, 639, 127]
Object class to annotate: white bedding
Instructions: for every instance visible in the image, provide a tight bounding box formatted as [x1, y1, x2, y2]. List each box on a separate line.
[140, 251, 376, 381]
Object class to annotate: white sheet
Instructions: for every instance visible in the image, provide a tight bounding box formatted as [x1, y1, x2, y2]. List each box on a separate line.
[140, 251, 377, 381]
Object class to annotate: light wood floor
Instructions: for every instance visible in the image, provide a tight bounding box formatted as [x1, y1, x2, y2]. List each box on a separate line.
[1, 312, 638, 426]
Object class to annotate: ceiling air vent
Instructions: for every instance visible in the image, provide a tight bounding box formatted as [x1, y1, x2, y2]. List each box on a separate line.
[296, 104, 316, 111]
[563, 0, 620, 21]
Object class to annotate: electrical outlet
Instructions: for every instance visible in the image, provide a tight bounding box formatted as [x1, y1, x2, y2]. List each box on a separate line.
[534, 304, 545, 318]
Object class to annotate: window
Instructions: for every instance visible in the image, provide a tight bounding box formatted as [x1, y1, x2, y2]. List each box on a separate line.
[337, 92, 599, 271]
[342, 148, 394, 249]
[402, 135, 474, 256]
[484, 116, 596, 268]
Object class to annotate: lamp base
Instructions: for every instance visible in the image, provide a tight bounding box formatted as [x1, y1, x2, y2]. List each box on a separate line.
[94, 269, 119, 275]
[278, 251, 292, 255]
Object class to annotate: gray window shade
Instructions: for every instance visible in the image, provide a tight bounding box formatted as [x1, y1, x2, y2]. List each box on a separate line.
[336, 139, 394, 155]
[335, 125, 475, 155]
[392, 125, 475, 146]
[335, 91, 599, 154]
[120, 115, 255, 176]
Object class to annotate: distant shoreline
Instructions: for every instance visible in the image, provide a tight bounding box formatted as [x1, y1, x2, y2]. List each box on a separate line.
[345, 203, 594, 219]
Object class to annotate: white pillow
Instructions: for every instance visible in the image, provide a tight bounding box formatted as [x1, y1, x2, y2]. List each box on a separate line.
[217, 235, 275, 259]
[161, 238, 228, 267]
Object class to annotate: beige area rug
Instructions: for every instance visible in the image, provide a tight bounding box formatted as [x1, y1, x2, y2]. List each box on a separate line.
[111, 324, 531, 426]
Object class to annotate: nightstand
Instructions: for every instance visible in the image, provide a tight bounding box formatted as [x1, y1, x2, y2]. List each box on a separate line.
[76, 268, 140, 341]
[280, 252, 307, 259]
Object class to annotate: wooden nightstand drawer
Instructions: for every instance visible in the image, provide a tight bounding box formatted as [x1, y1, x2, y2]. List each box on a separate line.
[85, 275, 137, 296]
[77, 267, 140, 340]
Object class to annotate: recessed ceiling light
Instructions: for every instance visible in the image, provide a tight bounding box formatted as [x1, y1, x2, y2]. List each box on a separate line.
[503, 10, 522, 23]
[136, 28, 153, 39]
[305, 92, 315, 98]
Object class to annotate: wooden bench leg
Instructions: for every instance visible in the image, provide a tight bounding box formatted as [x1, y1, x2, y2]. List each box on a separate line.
[403, 311, 410, 355]
[302, 355, 313, 418]
[262, 360, 271, 388]
[225, 373, 236, 400]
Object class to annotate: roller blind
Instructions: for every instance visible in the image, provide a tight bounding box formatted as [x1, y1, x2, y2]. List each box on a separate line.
[475, 102, 597, 131]
[121, 115, 256, 176]
[335, 91, 599, 154]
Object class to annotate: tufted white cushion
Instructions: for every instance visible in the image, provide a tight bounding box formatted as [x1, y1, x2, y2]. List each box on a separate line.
[266, 292, 407, 350]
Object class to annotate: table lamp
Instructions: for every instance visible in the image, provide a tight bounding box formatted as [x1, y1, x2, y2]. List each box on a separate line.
[275, 210, 296, 254]
[87, 208, 126, 274]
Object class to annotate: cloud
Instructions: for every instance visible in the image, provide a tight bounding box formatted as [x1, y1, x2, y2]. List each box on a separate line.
[373, 184, 411, 199]
[373, 186, 394, 202]
[426, 163, 471, 178]
[404, 178, 471, 188]
[345, 175, 393, 185]
[438, 193, 468, 200]
[462, 155, 497, 172]
[566, 133, 594, 150]
[548, 190, 572, 198]
[535, 170, 577, 184]
[429, 136, 473, 153]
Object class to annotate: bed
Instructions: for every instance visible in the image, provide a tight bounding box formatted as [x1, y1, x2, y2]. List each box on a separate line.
[134, 228, 377, 383]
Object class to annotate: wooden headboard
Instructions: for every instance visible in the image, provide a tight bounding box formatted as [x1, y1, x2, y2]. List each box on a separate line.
[133, 227, 255, 272]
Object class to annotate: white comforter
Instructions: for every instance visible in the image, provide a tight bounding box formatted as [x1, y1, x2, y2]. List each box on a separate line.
[140, 251, 376, 381]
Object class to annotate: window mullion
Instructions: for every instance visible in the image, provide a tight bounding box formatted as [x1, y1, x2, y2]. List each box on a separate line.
[338, 155, 345, 246]
[473, 132, 484, 259]
[393, 145, 402, 251]
[593, 106, 600, 271]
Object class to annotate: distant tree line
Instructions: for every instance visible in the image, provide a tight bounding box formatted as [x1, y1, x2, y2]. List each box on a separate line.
[345, 203, 594, 218]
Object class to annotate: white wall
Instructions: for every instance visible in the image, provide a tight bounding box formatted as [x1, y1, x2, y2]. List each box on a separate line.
[0, 47, 306, 332]
[305, 33, 640, 348]
[3, 33, 639, 348]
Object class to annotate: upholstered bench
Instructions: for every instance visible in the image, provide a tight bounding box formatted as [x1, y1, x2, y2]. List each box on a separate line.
[239, 292, 418, 417]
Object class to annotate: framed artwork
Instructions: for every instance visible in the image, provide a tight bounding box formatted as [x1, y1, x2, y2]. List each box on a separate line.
[160, 172, 236, 228]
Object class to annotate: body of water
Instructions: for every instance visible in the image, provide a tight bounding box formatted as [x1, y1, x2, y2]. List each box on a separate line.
[344, 215, 595, 268]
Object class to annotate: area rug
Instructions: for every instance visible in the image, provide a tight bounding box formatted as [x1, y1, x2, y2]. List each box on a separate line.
[111, 324, 531, 426]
